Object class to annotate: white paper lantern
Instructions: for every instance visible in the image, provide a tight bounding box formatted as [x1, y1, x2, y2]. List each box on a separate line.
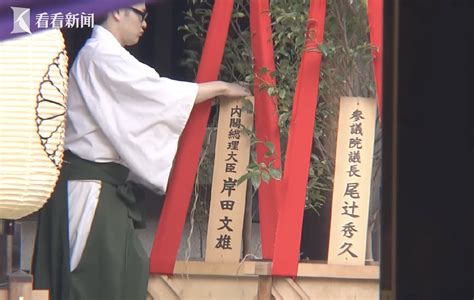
[0, 29, 68, 220]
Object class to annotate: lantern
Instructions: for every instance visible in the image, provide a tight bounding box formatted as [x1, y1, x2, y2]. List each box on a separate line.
[0, 29, 68, 220]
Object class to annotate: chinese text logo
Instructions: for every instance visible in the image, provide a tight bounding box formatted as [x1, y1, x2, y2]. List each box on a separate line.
[11, 7, 95, 34]
[36, 12, 94, 29]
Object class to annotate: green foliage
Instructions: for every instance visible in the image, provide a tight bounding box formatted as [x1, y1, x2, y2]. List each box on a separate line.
[180, 0, 375, 214]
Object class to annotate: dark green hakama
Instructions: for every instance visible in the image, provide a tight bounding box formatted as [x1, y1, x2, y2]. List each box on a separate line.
[32, 151, 148, 300]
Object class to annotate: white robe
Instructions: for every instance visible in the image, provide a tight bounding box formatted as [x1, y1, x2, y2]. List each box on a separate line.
[64, 25, 197, 270]
[65, 25, 198, 192]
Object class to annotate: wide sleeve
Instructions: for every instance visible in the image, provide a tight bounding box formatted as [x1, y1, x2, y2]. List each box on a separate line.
[76, 51, 197, 191]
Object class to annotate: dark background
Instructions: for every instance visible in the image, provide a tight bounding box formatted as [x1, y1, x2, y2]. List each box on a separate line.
[383, 0, 473, 299]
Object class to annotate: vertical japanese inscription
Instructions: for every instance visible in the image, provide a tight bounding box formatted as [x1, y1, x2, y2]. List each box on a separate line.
[205, 97, 254, 262]
[328, 97, 377, 265]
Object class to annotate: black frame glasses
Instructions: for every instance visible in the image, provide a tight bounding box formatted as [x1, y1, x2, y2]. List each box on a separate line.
[127, 7, 148, 22]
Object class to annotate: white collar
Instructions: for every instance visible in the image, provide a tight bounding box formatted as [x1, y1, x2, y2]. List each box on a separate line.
[91, 25, 123, 48]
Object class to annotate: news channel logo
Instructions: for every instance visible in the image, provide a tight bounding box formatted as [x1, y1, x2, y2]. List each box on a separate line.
[11, 7, 94, 34]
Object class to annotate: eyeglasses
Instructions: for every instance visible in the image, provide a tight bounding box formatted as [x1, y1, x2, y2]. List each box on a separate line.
[127, 7, 148, 22]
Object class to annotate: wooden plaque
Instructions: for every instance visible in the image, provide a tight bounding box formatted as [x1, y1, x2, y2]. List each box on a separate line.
[328, 97, 377, 265]
[205, 96, 253, 262]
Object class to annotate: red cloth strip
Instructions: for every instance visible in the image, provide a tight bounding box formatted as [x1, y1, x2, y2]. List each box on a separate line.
[149, 1, 235, 274]
[272, 0, 327, 277]
[368, 0, 383, 120]
[249, 0, 283, 259]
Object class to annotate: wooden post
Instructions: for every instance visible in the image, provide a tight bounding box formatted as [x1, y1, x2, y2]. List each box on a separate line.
[257, 276, 273, 300]
[5, 221, 14, 276]
[8, 271, 32, 300]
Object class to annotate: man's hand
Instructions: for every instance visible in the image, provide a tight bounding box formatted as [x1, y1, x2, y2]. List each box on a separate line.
[195, 81, 251, 104]
[223, 82, 251, 98]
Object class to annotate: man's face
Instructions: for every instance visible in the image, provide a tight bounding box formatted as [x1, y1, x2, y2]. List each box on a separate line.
[119, 3, 147, 46]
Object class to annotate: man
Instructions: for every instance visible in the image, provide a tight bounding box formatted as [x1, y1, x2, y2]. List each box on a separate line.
[32, 3, 250, 300]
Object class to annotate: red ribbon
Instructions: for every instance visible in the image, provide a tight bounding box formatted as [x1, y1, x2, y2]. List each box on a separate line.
[249, 0, 283, 260]
[149, 1, 235, 275]
[272, 0, 327, 277]
[368, 0, 383, 120]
